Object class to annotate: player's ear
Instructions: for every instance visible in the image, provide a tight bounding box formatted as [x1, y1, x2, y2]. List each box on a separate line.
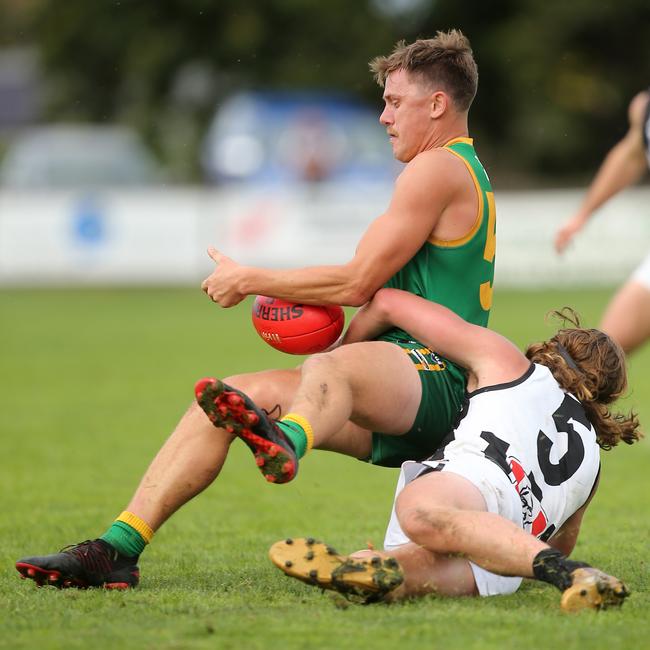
[429, 91, 448, 119]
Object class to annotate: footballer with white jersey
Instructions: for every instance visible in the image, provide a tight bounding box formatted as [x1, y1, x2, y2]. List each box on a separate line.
[269, 288, 641, 611]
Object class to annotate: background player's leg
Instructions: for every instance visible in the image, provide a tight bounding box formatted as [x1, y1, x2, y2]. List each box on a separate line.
[288, 341, 422, 453]
[599, 280, 650, 354]
[126, 368, 301, 531]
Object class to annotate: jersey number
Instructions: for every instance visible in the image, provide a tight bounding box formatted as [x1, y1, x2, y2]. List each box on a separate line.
[481, 395, 589, 539]
[537, 394, 588, 486]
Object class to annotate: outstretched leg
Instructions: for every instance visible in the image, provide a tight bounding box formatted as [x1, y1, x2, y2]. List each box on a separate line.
[269, 471, 629, 610]
[395, 471, 629, 611]
[16, 367, 301, 589]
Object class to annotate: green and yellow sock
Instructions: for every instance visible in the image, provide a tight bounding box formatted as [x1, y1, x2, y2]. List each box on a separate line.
[276, 413, 314, 459]
[100, 511, 154, 558]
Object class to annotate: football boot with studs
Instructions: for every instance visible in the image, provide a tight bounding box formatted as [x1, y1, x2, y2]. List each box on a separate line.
[269, 537, 404, 603]
[16, 539, 139, 589]
[560, 567, 630, 612]
[195, 377, 298, 483]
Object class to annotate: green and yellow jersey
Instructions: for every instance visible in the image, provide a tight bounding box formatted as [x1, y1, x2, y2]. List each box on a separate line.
[383, 137, 496, 338]
[370, 138, 496, 466]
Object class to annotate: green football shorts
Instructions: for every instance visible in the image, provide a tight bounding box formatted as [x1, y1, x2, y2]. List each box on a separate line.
[367, 333, 467, 468]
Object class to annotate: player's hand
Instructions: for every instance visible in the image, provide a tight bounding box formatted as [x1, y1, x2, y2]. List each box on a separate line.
[201, 247, 246, 307]
[554, 215, 586, 254]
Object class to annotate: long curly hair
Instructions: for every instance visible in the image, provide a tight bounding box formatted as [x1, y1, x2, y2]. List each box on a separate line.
[525, 308, 641, 450]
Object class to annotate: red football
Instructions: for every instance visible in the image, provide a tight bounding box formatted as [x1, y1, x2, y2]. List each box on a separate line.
[252, 296, 344, 355]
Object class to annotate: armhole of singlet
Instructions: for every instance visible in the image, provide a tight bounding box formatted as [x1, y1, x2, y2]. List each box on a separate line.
[428, 146, 484, 248]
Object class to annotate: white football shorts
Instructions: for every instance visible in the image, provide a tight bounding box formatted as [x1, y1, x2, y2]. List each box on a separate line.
[383, 456, 524, 597]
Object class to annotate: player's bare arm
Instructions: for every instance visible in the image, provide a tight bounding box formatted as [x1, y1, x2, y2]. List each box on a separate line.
[546, 473, 599, 557]
[200, 149, 467, 307]
[343, 287, 528, 389]
[546, 505, 586, 557]
[555, 91, 649, 254]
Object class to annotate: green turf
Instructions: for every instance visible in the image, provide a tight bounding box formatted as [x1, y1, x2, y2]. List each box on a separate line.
[1, 287, 648, 650]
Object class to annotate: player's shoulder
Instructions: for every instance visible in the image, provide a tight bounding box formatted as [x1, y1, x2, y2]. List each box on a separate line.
[408, 146, 464, 168]
[397, 146, 466, 187]
[471, 332, 531, 388]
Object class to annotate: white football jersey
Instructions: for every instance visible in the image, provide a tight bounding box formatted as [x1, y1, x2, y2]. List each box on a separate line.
[418, 363, 600, 540]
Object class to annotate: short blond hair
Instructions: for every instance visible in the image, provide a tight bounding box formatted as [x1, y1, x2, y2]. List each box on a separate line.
[369, 30, 478, 112]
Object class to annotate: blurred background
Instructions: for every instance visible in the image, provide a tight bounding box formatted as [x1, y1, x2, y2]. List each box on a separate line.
[3, 5, 650, 646]
[0, 0, 649, 286]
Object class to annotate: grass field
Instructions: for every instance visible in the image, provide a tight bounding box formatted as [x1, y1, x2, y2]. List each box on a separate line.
[1, 287, 649, 650]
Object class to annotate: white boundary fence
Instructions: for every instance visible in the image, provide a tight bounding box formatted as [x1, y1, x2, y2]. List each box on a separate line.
[0, 184, 648, 287]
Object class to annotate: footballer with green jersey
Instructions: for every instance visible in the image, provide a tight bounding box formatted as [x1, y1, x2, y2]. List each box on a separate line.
[373, 136, 495, 466]
[16, 31, 496, 590]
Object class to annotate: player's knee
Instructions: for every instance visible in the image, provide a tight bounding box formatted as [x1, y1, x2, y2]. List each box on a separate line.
[301, 350, 347, 382]
[225, 371, 289, 413]
[227, 372, 266, 402]
[301, 351, 334, 373]
[396, 497, 455, 551]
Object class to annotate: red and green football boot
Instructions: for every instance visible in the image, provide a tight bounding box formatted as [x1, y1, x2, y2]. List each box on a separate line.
[195, 377, 298, 484]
